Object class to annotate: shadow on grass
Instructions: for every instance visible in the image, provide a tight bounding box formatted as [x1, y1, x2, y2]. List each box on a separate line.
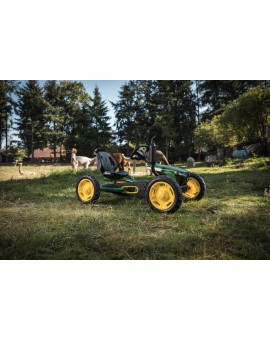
[206, 209, 270, 259]
[1, 202, 269, 260]
[200, 168, 270, 199]
[0, 170, 99, 201]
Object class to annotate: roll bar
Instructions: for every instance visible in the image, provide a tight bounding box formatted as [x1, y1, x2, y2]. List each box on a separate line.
[149, 135, 159, 176]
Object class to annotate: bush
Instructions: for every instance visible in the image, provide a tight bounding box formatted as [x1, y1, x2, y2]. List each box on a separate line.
[264, 185, 270, 201]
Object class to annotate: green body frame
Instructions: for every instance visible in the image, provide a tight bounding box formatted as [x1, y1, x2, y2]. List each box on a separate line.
[99, 162, 189, 195]
[100, 174, 135, 194]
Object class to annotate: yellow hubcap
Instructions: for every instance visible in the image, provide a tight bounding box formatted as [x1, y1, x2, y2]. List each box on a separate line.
[78, 179, 95, 201]
[149, 182, 175, 210]
[183, 177, 200, 199]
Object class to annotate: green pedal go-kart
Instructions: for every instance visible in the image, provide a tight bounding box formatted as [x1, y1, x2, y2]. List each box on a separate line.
[76, 136, 206, 213]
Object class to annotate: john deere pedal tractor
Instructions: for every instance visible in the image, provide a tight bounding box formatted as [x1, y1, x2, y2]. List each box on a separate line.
[76, 136, 206, 213]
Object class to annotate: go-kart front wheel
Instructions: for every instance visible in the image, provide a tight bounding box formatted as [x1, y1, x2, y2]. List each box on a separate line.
[146, 176, 182, 213]
[76, 174, 100, 204]
[182, 172, 206, 201]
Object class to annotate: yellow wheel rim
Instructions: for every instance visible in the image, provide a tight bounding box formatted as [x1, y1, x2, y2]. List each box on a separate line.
[183, 177, 200, 199]
[78, 178, 95, 202]
[149, 181, 175, 211]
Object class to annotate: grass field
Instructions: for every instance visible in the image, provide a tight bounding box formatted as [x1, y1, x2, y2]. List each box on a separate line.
[0, 158, 270, 259]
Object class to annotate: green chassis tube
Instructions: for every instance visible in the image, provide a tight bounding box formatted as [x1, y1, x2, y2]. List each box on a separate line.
[153, 163, 189, 174]
[101, 174, 137, 194]
[101, 186, 127, 194]
[147, 163, 189, 181]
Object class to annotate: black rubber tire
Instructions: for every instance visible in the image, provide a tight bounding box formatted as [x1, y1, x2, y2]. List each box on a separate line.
[183, 172, 206, 201]
[76, 174, 100, 204]
[146, 176, 182, 213]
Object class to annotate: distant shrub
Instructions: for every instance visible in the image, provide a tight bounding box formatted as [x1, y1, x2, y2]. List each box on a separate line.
[264, 185, 270, 201]
[221, 157, 233, 166]
[227, 157, 233, 165]
[256, 159, 267, 168]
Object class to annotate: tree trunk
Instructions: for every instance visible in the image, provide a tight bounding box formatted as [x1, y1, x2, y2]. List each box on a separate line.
[165, 138, 169, 159]
[0, 121, 2, 151]
[5, 113, 8, 162]
[31, 131, 34, 162]
[53, 122, 57, 162]
[53, 139, 57, 162]
[198, 147, 201, 161]
[195, 80, 200, 124]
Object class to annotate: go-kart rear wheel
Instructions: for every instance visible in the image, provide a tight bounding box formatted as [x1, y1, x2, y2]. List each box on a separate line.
[182, 172, 206, 201]
[76, 174, 100, 204]
[146, 176, 182, 213]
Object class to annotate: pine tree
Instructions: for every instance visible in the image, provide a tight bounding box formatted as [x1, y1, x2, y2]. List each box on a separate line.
[113, 80, 196, 159]
[153, 80, 197, 159]
[111, 81, 137, 145]
[43, 80, 66, 161]
[16, 81, 47, 160]
[58, 81, 91, 154]
[112, 80, 158, 145]
[132, 80, 158, 143]
[0, 81, 18, 161]
[91, 86, 112, 147]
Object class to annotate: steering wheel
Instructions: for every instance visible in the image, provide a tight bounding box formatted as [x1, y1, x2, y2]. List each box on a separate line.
[130, 145, 149, 161]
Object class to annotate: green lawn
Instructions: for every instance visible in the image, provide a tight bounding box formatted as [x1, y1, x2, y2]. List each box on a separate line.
[0, 159, 270, 259]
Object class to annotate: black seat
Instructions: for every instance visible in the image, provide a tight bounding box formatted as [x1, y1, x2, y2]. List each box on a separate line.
[96, 151, 129, 179]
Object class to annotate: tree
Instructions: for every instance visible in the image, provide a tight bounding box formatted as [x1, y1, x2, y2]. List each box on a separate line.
[91, 86, 112, 148]
[220, 86, 270, 144]
[194, 80, 202, 123]
[194, 86, 270, 156]
[199, 80, 265, 120]
[153, 80, 197, 159]
[112, 81, 159, 145]
[194, 115, 235, 155]
[111, 81, 137, 145]
[43, 80, 66, 161]
[58, 81, 91, 155]
[113, 80, 197, 159]
[16, 81, 47, 160]
[0, 81, 18, 161]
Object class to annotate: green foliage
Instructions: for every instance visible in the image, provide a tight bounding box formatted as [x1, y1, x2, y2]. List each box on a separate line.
[195, 86, 270, 151]
[9, 80, 270, 162]
[112, 81, 155, 144]
[199, 80, 267, 120]
[220, 86, 270, 144]
[16, 81, 47, 159]
[264, 185, 270, 201]
[14, 81, 113, 160]
[58, 80, 91, 152]
[194, 120, 215, 151]
[7, 146, 27, 161]
[90, 86, 112, 148]
[113, 80, 196, 158]
[154, 81, 197, 157]
[43, 80, 67, 160]
[0, 81, 18, 151]
[194, 115, 236, 151]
